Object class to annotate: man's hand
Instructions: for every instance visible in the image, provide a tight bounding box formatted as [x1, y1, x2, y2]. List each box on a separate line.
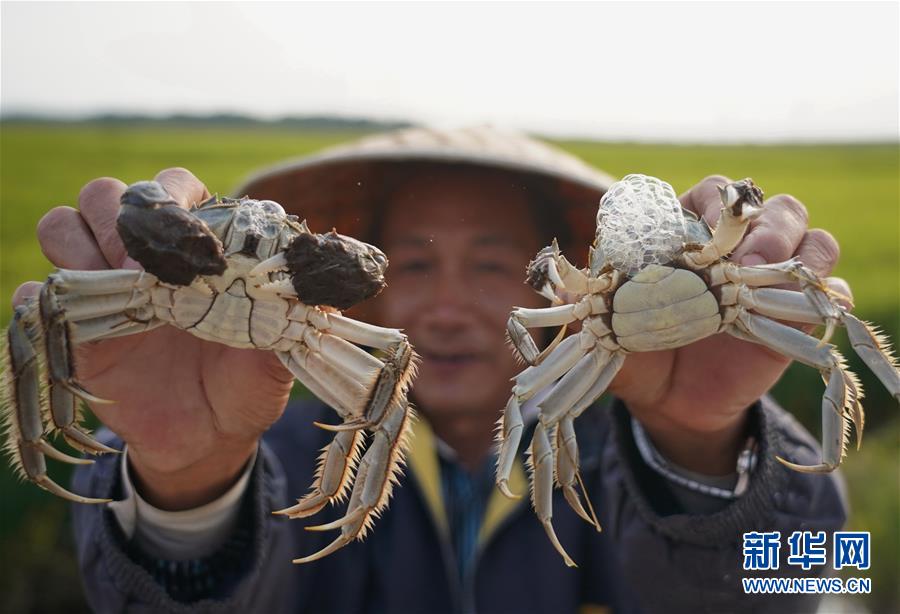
[13, 168, 295, 509]
[609, 175, 849, 475]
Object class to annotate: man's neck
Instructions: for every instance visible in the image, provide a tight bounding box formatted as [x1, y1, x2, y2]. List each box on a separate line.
[423, 410, 498, 473]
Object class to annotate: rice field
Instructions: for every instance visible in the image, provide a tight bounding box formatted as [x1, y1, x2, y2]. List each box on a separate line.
[0, 124, 897, 612]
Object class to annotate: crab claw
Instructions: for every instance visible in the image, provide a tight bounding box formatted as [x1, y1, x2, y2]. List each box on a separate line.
[526, 240, 565, 302]
[720, 179, 764, 222]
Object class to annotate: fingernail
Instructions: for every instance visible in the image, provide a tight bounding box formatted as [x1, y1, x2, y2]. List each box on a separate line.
[740, 253, 767, 266]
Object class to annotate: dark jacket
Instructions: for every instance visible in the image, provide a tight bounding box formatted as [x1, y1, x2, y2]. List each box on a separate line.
[72, 397, 846, 614]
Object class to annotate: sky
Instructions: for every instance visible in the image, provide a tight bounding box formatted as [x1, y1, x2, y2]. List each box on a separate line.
[1, 1, 898, 142]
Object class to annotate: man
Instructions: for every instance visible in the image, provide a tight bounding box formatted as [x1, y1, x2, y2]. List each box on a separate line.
[17, 126, 846, 612]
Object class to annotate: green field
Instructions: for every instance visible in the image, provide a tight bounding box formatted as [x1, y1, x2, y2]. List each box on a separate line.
[0, 124, 897, 612]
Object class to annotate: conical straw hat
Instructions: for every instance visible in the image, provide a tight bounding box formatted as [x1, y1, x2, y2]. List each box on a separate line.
[233, 125, 616, 252]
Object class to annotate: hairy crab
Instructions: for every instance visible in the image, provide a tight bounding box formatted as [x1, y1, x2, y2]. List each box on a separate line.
[1, 181, 417, 563]
[498, 173, 900, 566]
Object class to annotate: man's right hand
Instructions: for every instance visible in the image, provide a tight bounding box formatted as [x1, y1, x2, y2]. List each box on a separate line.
[13, 168, 295, 509]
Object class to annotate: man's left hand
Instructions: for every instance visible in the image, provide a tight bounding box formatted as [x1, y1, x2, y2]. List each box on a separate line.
[610, 174, 849, 475]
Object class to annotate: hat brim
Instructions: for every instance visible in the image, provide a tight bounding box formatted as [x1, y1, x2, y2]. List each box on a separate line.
[232, 129, 615, 257]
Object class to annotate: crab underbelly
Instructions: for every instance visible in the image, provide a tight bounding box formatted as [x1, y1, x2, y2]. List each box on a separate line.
[162, 279, 296, 350]
[611, 265, 721, 352]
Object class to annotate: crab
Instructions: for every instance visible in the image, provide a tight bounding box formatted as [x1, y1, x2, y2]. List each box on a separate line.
[1, 181, 418, 563]
[497, 173, 900, 567]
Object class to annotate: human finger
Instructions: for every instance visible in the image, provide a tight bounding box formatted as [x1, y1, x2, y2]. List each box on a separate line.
[793, 228, 840, 278]
[36, 206, 110, 270]
[678, 174, 734, 228]
[12, 282, 42, 308]
[78, 177, 129, 267]
[731, 194, 809, 266]
[154, 167, 211, 209]
[826, 276, 853, 310]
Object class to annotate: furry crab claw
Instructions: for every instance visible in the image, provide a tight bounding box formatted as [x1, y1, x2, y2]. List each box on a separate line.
[1, 181, 419, 564]
[497, 173, 900, 567]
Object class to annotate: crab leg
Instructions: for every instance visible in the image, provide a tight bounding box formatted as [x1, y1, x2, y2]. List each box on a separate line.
[38, 281, 120, 456]
[496, 334, 586, 498]
[43, 269, 158, 295]
[842, 313, 900, 400]
[295, 397, 412, 564]
[275, 352, 371, 519]
[278, 351, 357, 419]
[529, 422, 576, 567]
[734, 285, 898, 399]
[713, 260, 843, 342]
[316, 312, 417, 411]
[736, 286, 826, 326]
[275, 319, 415, 522]
[569, 351, 626, 419]
[552, 349, 625, 530]
[538, 347, 611, 426]
[511, 334, 586, 399]
[710, 259, 836, 289]
[556, 416, 600, 530]
[3, 272, 166, 503]
[310, 342, 413, 432]
[70, 312, 164, 343]
[495, 396, 525, 499]
[541, 349, 625, 538]
[300, 329, 384, 390]
[274, 429, 365, 519]
[507, 304, 581, 366]
[729, 310, 863, 471]
[2, 307, 110, 503]
[319, 312, 408, 352]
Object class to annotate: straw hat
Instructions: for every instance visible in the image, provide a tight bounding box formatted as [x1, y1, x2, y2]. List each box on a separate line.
[233, 125, 616, 254]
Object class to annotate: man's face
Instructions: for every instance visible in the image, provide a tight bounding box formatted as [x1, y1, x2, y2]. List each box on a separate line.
[371, 169, 547, 419]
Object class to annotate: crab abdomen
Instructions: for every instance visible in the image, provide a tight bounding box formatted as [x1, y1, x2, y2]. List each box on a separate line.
[612, 265, 720, 352]
[155, 274, 300, 351]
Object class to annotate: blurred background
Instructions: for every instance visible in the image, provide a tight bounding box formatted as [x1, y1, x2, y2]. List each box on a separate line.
[1, 2, 897, 612]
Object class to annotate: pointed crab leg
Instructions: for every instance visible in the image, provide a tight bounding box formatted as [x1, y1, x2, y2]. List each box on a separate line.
[319, 312, 408, 353]
[729, 310, 863, 471]
[294, 345, 371, 417]
[512, 334, 586, 399]
[279, 351, 356, 420]
[295, 398, 413, 564]
[537, 347, 610, 427]
[275, 314, 416, 541]
[495, 395, 524, 500]
[568, 352, 626, 419]
[277, 348, 376, 517]
[496, 334, 586, 499]
[39, 281, 123, 455]
[2, 306, 110, 503]
[316, 312, 418, 412]
[718, 260, 844, 342]
[842, 313, 900, 400]
[274, 429, 364, 519]
[556, 416, 600, 530]
[529, 422, 576, 567]
[552, 350, 624, 530]
[3, 271, 165, 504]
